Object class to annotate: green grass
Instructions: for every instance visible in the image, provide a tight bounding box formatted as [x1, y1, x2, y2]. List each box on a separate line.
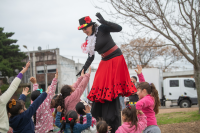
[156, 111, 200, 125]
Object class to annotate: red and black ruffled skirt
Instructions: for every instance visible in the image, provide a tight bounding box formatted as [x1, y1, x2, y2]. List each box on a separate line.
[87, 55, 137, 103]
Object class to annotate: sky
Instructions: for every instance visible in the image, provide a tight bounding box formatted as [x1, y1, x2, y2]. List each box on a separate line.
[0, 0, 193, 71]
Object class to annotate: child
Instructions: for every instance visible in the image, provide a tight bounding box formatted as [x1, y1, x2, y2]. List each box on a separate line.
[116, 104, 147, 133]
[55, 67, 91, 117]
[136, 82, 161, 133]
[96, 119, 108, 133]
[0, 61, 30, 133]
[51, 95, 61, 133]
[30, 69, 58, 133]
[76, 101, 97, 133]
[7, 87, 48, 133]
[55, 105, 92, 133]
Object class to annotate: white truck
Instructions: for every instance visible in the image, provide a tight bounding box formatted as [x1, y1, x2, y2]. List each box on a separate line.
[87, 68, 198, 108]
[163, 78, 197, 108]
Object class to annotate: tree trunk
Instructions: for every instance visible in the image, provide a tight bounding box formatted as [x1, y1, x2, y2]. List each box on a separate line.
[194, 66, 200, 114]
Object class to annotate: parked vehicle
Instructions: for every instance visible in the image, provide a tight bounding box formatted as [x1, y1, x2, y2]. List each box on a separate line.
[163, 78, 197, 108]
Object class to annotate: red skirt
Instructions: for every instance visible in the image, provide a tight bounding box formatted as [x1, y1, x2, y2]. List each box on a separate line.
[87, 55, 137, 103]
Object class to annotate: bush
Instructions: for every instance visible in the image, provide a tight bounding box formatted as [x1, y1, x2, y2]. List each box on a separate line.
[0, 84, 10, 93]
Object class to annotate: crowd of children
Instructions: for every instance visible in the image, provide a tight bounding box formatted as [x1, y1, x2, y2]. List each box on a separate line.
[0, 61, 161, 133]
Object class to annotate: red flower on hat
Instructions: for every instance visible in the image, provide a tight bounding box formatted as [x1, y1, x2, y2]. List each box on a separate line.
[84, 16, 91, 23]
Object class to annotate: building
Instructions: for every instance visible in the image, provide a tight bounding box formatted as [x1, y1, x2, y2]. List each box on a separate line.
[17, 48, 82, 93]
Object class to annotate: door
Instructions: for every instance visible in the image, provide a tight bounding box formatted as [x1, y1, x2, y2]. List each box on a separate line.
[168, 79, 181, 100]
[183, 79, 197, 98]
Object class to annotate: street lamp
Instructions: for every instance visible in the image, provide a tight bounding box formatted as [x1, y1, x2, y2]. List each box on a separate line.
[23, 45, 33, 92]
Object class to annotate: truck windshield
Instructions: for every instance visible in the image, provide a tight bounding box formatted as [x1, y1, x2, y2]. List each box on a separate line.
[184, 79, 196, 88]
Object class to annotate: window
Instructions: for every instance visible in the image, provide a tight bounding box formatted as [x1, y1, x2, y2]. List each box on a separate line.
[170, 80, 179, 87]
[48, 69, 56, 73]
[184, 79, 195, 88]
[37, 70, 44, 74]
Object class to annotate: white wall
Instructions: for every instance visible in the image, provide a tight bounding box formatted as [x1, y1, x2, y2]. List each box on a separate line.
[59, 56, 76, 87]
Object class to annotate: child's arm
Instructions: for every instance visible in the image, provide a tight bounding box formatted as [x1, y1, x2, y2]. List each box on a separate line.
[72, 76, 83, 89]
[0, 62, 30, 104]
[78, 113, 92, 131]
[18, 87, 30, 102]
[78, 105, 92, 131]
[136, 96, 153, 110]
[30, 77, 38, 91]
[67, 67, 91, 102]
[47, 69, 58, 101]
[135, 65, 145, 82]
[23, 92, 47, 119]
[55, 112, 62, 128]
[137, 111, 147, 131]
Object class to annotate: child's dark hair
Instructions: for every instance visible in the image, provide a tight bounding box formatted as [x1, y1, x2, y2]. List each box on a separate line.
[137, 82, 161, 114]
[31, 90, 41, 125]
[55, 85, 72, 119]
[122, 105, 138, 130]
[75, 102, 86, 124]
[96, 119, 108, 133]
[7, 99, 25, 117]
[60, 110, 78, 133]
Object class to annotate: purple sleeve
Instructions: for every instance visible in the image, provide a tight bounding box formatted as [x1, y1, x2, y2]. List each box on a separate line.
[17, 73, 23, 79]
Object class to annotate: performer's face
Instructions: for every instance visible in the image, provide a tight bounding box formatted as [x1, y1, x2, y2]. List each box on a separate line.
[82, 25, 93, 36]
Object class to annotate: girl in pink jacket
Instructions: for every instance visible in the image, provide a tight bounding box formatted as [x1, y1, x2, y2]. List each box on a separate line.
[55, 67, 91, 119]
[30, 70, 58, 133]
[116, 104, 147, 133]
[136, 82, 161, 133]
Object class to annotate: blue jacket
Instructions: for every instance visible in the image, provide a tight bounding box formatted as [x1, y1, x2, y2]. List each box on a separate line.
[55, 112, 92, 133]
[9, 92, 47, 133]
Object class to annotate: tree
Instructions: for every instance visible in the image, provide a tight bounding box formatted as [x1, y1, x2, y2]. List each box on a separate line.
[121, 38, 183, 71]
[95, 0, 200, 112]
[0, 27, 27, 79]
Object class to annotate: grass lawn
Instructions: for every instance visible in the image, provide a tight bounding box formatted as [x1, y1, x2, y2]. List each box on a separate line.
[156, 110, 200, 125]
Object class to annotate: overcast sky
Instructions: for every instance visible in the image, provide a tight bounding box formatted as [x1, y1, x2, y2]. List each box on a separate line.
[0, 0, 193, 71]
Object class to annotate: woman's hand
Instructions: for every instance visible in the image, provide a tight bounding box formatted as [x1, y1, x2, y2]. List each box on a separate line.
[20, 61, 30, 74]
[137, 110, 144, 115]
[83, 105, 91, 114]
[135, 65, 142, 75]
[96, 12, 106, 24]
[87, 66, 91, 74]
[22, 87, 30, 96]
[57, 106, 63, 112]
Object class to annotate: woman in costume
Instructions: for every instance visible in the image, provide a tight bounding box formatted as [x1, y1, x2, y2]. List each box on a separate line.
[77, 13, 137, 133]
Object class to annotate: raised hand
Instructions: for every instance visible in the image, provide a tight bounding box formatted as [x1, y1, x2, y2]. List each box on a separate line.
[55, 69, 58, 79]
[135, 65, 142, 75]
[83, 105, 91, 114]
[30, 77, 37, 84]
[96, 12, 106, 24]
[57, 106, 63, 112]
[81, 69, 85, 77]
[22, 87, 30, 96]
[20, 61, 30, 74]
[87, 66, 91, 74]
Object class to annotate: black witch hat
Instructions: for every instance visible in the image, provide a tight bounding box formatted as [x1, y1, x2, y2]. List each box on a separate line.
[78, 16, 95, 30]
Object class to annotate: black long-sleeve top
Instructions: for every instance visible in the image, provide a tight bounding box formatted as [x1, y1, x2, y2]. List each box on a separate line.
[77, 21, 122, 76]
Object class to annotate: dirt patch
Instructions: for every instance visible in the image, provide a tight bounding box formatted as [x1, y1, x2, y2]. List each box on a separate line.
[159, 121, 200, 133]
[159, 107, 198, 114]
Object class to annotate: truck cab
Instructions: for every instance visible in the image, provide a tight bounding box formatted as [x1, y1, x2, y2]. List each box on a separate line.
[163, 78, 197, 108]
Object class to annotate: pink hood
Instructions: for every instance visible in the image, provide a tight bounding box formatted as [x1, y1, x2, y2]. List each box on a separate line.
[116, 114, 147, 133]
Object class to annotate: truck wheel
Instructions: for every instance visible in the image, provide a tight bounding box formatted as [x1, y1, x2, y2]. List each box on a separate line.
[180, 100, 191, 108]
